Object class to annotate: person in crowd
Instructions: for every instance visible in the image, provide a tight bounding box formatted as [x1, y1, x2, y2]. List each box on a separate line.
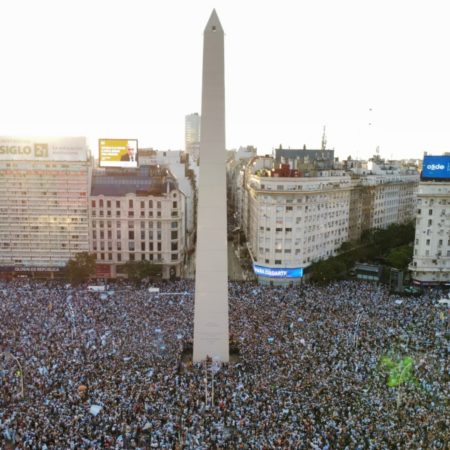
[0, 279, 448, 449]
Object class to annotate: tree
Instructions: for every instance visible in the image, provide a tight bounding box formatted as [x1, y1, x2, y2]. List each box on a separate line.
[386, 245, 413, 269]
[64, 252, 96, 285]
[123, 260, 162, 283]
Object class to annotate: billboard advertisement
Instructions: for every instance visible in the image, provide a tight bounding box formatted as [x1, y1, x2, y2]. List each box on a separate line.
[253, 264, 303, 279]
[0, 137, 87, 162]
[422, 155, 450, 179]
[99, 139, 138, 168]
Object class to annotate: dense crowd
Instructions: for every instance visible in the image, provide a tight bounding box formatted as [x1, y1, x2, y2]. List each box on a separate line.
[0, 279, 448, 449]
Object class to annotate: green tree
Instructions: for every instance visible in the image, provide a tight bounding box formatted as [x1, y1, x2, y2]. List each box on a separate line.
[123, 260, 162, 283]
[64, 252, 96, 285]
[386, 245, 413, 269]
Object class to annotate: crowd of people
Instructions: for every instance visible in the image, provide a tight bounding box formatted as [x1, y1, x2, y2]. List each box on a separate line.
[0, 279, 448, 449]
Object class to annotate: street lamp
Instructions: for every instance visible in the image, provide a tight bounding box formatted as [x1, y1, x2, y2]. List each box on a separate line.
[3, 351, 24, 398]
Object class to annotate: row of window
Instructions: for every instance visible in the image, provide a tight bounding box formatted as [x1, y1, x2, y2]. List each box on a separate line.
[92, 199, 177, 209]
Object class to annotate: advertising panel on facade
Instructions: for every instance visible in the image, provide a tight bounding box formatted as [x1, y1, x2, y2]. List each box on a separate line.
[99, 139, 138, 168]
[422, 155, 450, 179]
[0, 137, 87, 161]
[253, 264, 303, 279]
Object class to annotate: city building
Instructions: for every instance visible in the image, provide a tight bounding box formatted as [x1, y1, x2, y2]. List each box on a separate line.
[89, 165, 186, 279]
[235, 152, 419, 285]
[139, 148, 198, 251]
[0, 136, 90, 278]
[185, 113, 201, 162]
[410, 154, 450, 285]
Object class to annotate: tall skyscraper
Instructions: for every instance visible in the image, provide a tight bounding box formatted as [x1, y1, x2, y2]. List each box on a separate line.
[185, 113, 201, 162]
[193, 10, 229, 362]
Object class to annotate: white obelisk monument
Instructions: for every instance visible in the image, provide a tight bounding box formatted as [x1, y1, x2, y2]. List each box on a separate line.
[193, 10, 229, 362]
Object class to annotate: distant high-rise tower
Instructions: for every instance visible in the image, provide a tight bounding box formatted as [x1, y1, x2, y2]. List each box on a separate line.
[185, 113, 201, 162]
[193, 10, 229, 362]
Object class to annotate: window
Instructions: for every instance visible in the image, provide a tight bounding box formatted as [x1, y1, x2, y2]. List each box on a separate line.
[100, 253, 105, 260]
[107, 230, 112, 239]
[91, 200, 96, 208]
[107, 200, 111, 208]
[171, 221, 178, 229]
[141, 201, 145, 209]
[429, 209, 433, 215]
[129, 200, 133, 208]
[157, 231, 162, 240]
[117, 242, 121, 251]
[92, 230, 97, 239]
[117, 230, 121, 239]
[117, 253, 122, 262]
[108, 253, 112, 261]
[141, 230, 145, 240]
[171, 230, 178, 240]
[149, 200, 153, 208]
[157, 201, 161, 209]
[129, 242, 135, 251]
[116, 210, 121, 217]
[149, 242, 154, 251]
[171, 254, 178, 261]
[99, 199, 103, 208]
[129, 253, 135, 261]
[275, 260, 282, 265]
[116, 201, 120, 208]
[100, 231, 104, 239]
[129, 230, 134, 240]
[171, 242, 178, 251]
[141, 242, 146, 251]
[173, 201, 177, 209]
[128, 211, 134, 217]
[428, 219, 432, 226]
[426, 239, 430, 245]
[157, 242, 162, 251]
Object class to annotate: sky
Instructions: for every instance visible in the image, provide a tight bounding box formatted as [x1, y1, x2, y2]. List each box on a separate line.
[1, 0, 449, 161]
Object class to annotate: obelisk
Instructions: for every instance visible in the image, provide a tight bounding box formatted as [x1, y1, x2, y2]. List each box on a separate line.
[193, 10, 229, 362]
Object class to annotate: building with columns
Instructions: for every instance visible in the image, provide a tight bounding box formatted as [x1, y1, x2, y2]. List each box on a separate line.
[89, 165, 186, 279]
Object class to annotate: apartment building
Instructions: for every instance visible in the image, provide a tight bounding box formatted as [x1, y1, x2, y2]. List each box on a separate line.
[89, 165, 185, 279]
[237, 154, 418, 284]
[0, 136, 90, 278]
[410, 155, 450, 285]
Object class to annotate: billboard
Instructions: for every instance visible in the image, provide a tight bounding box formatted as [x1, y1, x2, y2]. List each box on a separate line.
[0, 137, 87, 161]
[99, 139, 138, 168]
[253, 264, 303, 279]
[422, 155, 450, 179]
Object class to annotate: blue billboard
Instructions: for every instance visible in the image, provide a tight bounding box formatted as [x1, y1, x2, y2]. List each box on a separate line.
[422, 155, 450, 179]
[253, 264, 303, 279]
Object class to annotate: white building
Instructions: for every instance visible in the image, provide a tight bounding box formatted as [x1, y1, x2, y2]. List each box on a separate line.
[238, 155, 418, 284]
[0, 136, 90, 278]
[185, 113, 201, 161]
[139, 149, 197, 251]
[89, 165, 185, 279]
[410, 158, 450, 285]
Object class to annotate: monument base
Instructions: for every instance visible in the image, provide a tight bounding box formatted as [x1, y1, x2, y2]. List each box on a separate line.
[181, 340, 240, 364]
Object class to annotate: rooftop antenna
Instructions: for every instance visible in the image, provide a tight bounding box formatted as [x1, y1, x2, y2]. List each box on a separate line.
[321, 125, 327, 151]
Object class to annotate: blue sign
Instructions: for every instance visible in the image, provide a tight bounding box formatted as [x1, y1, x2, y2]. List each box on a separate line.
[422, 155, 450, 179]
[253, 264, 303, 279]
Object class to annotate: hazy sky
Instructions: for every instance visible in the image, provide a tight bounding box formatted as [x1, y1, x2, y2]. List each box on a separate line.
[1, 0, 448, 161]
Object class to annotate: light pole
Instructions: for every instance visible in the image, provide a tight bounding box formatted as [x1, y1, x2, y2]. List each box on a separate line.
[4, 351, 24, 398]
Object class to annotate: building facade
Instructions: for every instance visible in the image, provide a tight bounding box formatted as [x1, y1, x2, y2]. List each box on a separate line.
[185, 113, 201, 162]
[0, 136, 90, 278]
[410, 181, 450, 285]
[89, 165, 185, 279]
[237, 154, 418, 284]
